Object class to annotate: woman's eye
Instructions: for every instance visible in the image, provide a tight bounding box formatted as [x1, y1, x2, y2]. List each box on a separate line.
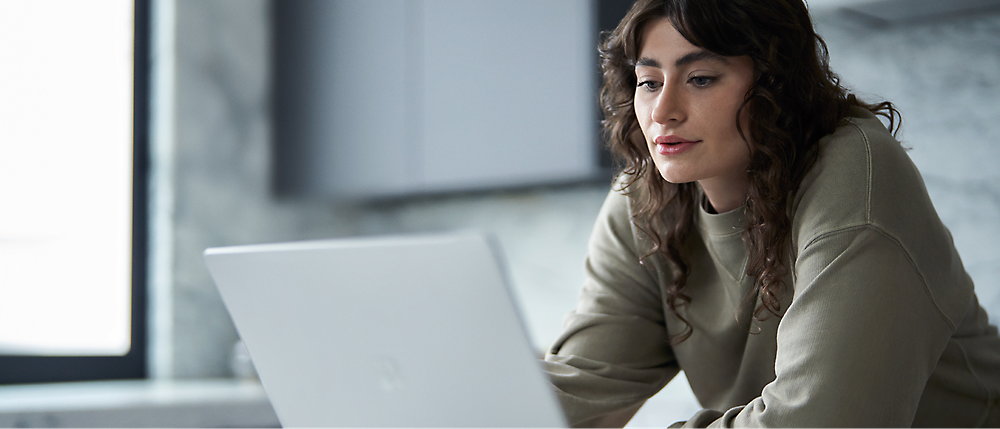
[690, 76, 715, 87]
[636, 80, 661, 91]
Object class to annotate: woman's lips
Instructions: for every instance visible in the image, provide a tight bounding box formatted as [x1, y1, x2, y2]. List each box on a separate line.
[654, 135, 700, 155]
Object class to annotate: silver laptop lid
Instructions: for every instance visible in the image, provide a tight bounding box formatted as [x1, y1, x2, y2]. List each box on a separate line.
[204, 232, 566, 427]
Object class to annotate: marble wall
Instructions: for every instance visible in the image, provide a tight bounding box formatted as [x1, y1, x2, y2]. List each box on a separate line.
[167, 0, 354, 378]
[156, 0, 1000, 424]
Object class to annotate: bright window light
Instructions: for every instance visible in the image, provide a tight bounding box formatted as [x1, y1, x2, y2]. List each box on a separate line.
[0, 0, 134, 356]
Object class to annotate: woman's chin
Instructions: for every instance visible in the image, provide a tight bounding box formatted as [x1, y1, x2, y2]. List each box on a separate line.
[657, 170, 696, 185]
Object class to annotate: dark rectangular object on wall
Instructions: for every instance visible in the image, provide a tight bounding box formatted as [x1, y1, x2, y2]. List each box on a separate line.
[272, 0, 608, 200]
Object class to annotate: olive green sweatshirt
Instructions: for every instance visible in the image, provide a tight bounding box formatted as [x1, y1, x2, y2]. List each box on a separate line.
[544, 108, 1000, 427]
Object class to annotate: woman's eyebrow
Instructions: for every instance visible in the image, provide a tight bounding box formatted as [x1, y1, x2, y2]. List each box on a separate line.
[635, 57, 662, 68]
[675, 50, 730, 67]
[634, 50, 730, 70]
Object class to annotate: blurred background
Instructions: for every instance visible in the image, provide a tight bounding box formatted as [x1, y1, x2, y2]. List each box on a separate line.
[0, 0, 998, 426]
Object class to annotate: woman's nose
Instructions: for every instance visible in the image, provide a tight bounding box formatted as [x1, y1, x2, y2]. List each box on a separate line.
[650, 83, 685, 124]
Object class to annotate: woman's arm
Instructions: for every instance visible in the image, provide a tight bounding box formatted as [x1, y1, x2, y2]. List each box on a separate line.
[545, 189, 680, 427]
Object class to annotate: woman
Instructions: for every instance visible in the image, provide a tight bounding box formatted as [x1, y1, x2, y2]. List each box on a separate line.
[543, 0, 1000, 426]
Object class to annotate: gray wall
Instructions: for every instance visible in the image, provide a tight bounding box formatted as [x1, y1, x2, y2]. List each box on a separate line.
[158, 0, 1000, 395]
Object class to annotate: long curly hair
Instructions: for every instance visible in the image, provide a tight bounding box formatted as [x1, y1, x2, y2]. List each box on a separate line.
[601, 0, 899, 344]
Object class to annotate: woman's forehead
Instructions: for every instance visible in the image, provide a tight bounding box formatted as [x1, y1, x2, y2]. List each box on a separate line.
[636, 18, 722, 66]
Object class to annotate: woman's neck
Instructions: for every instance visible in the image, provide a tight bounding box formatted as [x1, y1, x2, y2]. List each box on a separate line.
[698, 174, 749, 214]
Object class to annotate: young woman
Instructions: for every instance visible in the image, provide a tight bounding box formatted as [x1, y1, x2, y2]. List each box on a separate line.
[543, 0, 1000, 426]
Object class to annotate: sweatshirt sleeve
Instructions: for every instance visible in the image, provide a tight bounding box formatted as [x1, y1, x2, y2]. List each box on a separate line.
[544, 189, 679, 428]
[690, 225, 955, 427]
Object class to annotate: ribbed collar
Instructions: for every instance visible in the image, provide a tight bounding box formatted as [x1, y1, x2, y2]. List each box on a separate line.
[697, 203, 748, 283]
[697, 203, 746, 239]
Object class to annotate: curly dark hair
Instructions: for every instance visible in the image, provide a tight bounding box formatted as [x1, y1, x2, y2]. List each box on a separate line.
[600, 0, 900, 344]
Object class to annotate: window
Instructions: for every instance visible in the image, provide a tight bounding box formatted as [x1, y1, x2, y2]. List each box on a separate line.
[0, 0, 148, 383]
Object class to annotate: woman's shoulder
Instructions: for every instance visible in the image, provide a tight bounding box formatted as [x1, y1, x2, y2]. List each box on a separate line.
[789, 107, 976, 330]
[595, 175, 642, 241]
[595, 175, 660, 258]
[790, 106, 936, 250]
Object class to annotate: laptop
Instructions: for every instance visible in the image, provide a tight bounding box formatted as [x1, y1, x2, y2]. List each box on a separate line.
[204, 232, 567, 427]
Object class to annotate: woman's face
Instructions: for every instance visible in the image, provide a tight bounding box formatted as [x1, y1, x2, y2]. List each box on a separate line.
[633, 18, 755, 211]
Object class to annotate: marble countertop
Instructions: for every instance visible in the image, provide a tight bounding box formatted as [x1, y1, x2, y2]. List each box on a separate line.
[0, 378, 279, 427]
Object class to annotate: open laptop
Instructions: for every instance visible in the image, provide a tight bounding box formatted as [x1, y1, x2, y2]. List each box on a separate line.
[204, 232, 567, 427]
